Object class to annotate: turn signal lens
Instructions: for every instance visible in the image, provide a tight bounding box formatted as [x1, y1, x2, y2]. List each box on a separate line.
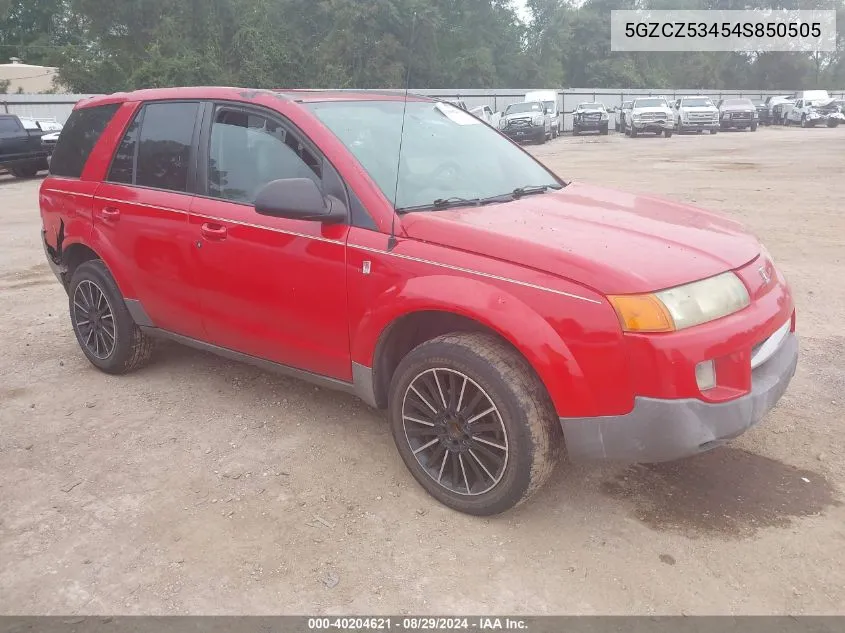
[608, 294, 675, 333]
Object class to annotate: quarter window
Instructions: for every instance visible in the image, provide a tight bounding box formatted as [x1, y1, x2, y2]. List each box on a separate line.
[107, 114, 141, 184]
[207, 107, 321, 204]
[49, 104, 119, 178]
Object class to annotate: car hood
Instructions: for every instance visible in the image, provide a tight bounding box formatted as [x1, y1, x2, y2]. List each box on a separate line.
[503, 111, 541, 121]
[632, 106, 671, 115]
[681, 105, 718, 112]
[400, 182, 760, 295]
[721, 105, 755, 112]
[575, 109, 605, 115]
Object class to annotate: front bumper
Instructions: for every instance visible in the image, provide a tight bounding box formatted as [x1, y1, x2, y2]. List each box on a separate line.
[560, 332, 798, 463]
[502, 126, 545, 141]
[574, 118, 607, 130]
[720, 116, 755, 128]
[632, 119, 672, 131]
[678, 120, 719, 130]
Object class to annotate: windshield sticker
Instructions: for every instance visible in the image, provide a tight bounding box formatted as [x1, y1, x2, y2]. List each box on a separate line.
[434, 102, 481, 125]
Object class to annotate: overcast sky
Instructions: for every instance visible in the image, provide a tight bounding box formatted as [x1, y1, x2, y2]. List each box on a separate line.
[513, 0, 532, 22]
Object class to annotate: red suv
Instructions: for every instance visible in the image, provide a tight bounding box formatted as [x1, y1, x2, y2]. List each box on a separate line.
[40, 88, 798, 515]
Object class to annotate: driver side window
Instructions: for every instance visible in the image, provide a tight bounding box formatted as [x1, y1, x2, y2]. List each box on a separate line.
[208, 107, 321, 204]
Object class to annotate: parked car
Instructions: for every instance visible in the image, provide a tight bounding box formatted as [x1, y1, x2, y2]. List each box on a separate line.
[470, 105, 500, 129]
[499, 101, 551, 143]
[750, 99, 769, 125]
[785, 97, 845, 127]
[39, 87, 798, 516]
[717, 98, 758, 131]
[524, 90, 562, 137]
[773, 100, 793, 125]
[674, 96, 719, 134]
[626, 97, 674, 137]
[0, 113, 50, 178]
[761, 95, 791, 125]
[572, 102, 609, 136]
[616, 100, 633, 133]
[40, 130, 61, 155]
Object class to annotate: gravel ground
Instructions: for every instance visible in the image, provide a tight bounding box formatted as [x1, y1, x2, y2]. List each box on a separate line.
[1, 126, 843, 615]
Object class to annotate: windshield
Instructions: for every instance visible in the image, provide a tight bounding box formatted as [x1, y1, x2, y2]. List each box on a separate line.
[307, 100, 561, 211]
[543, 100, 555, 112]
[633, 98, 664, 108]
[505, 102, 544, 114]
[723, 99, 753, 107]
[578, 103, 604, 111]
[682, 98, 714, 107]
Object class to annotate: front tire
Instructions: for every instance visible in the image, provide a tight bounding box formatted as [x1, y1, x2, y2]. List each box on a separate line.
[600, 124, 608, 135]
[69, 260, 154, 374]
[709, 128, 718, 135]
[751, 122, 757, 131]
[664, 128, 673, 138]
[388, 333, 561, 516]
[630, 126, 638, 137]
[572, 125, 580, 136]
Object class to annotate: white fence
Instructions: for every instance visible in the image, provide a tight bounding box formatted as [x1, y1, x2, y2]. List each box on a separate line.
[4, 88, 844, 131]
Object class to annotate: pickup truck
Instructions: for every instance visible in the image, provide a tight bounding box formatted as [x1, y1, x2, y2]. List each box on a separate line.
[785, 97, 845, 128]
[0, 113, 50, 178]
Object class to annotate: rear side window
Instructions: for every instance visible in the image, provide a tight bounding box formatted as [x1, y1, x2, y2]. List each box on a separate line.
[136, 102, 198, 192]
[107, 115, 141, 185]
[0, 116, 22, 133]
[50, 104, 120, 178]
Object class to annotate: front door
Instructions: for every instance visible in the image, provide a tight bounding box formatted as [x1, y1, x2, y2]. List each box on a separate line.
[189, 104, 351, 380]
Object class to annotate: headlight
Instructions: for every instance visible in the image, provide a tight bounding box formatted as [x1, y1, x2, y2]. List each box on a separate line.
[722, 112, 730, 119]
[499, 119, 507, 129]
[600, 113, 608, 120]
[532, 115, 543, 125]
[608, 272, 750, 333]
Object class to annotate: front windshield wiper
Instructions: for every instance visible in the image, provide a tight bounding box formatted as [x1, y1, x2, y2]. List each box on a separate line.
[396, 197, 481, 214]
[512, 184, 561, 199]
[396, 185, 562, 214]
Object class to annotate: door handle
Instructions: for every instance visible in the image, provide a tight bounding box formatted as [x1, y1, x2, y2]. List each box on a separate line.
[100, 206, 120, 221]
[201, 222, 227, 241]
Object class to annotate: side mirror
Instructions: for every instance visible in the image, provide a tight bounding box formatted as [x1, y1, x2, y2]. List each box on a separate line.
[254, 178, 346, 223]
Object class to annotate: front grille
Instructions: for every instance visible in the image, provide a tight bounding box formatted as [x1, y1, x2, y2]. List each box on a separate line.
[584, 113, 601, 120]
[731, 112, 752, 119]
[688, 112, 716, 121]
[639, 113, 656, 120]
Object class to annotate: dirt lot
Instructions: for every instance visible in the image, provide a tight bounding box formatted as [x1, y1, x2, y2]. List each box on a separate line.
[1, 126, 844, 615]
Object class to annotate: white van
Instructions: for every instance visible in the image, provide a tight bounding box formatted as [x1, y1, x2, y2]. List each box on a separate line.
[524, 90, 561, 137]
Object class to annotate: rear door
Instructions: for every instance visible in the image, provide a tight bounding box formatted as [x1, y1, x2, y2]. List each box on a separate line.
[92, 100, 207, 339]
[189, 103, 351, 380]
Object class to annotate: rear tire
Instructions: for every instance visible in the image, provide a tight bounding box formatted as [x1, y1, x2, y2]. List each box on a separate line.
[11, 163, 38, 178]
[600, 125, 608, 135]
[388, 332, 561, 516]
[664, 129, 673, 138]
[709, 128, 718, 135]
[68, 260, 154, 374]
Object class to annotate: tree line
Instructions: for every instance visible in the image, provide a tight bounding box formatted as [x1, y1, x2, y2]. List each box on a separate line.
[1, 0, 844, 94]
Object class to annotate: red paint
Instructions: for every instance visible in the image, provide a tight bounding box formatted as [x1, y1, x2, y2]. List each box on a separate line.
[40, 87, 795, 420]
